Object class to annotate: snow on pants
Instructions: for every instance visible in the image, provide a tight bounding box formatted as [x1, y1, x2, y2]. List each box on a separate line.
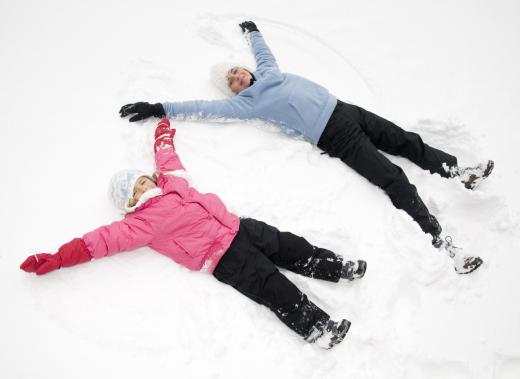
[317, 100, 458, 236]
[213, 217, 343, 339]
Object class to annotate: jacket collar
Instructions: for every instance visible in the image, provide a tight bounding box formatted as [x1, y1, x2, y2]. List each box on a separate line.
[125, 187, 163, 213]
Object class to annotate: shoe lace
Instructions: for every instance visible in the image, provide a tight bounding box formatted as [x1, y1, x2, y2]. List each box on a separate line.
[450, 165, 463, 178]
[443, 236, 462, 258]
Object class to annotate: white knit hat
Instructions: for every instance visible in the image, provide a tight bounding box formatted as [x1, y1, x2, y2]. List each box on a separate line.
[210, 62, 251, 96]
[108, 169, 147, 212]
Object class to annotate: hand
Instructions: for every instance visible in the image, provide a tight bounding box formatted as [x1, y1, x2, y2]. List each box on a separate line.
[154, 118, 176, 152]
[119, 102, 166, 122]
[154, 118, 176, 139]
[20, 253, 62, 275]
[20, 238, 91, 276]
[239, 21, 259, 33]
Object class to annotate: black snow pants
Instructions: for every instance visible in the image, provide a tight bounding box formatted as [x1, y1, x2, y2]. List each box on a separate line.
[213, 218, 343, 339]
[317, 100, 458, 236]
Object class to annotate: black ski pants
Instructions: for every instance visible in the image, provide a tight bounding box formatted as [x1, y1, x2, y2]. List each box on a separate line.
[317, 100, 457, 236]
[213, 218, 343, 339]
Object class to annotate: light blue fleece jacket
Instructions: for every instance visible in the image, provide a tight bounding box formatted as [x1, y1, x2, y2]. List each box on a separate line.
[163, 31, 337, 145]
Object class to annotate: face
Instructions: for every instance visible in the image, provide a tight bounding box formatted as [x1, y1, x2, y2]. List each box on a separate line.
[132, 176, 157, 202]
[227, 67, 252, 94]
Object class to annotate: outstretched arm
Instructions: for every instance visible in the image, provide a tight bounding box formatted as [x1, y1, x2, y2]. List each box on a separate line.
[20, 238, 92, 275]
[153, 118, 193, 188]
[163, 96, 253, 121]
[239, 21, 280, 75]
[20, 215, 153, 275]
[120, 96, 254, 124]
[154, 118, 183, 172]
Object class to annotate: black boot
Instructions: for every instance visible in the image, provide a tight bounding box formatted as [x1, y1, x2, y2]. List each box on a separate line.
[305, 318, 351, 349]
[432, 235, 483, 274]
[340, 260, 367, 280]
[452, 160, 494, 189]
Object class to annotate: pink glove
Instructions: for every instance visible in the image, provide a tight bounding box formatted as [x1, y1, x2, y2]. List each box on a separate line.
[20, 238, 92, 275]
[154, 118, 176, 152]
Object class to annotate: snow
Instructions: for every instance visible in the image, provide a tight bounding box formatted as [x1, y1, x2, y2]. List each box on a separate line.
[1, 0, 520, 378]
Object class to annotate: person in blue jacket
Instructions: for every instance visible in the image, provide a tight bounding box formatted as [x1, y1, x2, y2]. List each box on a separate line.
[119, 21, 493, 274]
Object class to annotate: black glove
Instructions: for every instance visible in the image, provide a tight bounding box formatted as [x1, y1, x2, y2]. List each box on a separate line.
[239, 21, 259, 33]
[119, 102, 166, 122]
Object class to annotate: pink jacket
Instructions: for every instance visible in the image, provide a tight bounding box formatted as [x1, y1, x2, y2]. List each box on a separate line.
[82, 121, 240, 273]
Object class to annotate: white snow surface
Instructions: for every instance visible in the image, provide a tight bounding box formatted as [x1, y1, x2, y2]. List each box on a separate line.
[1, 0, 520, 378]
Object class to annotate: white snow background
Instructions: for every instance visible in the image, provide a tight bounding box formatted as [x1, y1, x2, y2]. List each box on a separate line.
[1, 0, 520, 378]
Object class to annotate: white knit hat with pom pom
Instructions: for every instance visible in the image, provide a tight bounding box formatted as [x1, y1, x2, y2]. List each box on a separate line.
[210, 62, 252, 96]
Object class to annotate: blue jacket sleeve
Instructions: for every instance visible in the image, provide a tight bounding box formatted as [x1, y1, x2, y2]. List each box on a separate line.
[249, 31, 280, 75]
[163, 96, 254, 121]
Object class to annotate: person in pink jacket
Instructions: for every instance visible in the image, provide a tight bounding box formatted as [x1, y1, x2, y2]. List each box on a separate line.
[20, 118, 366, 350]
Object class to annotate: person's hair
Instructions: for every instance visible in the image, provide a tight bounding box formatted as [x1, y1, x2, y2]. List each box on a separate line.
[127, 174, 158, 208]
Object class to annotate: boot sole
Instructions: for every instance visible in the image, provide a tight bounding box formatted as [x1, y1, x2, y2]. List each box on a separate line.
[455, 257, 483, 274]
[465, 160, 494, 190]
[345, 260, 368, 281]
[355, 260, 367, 279]
[328, 319, 351, 349]
[484, 160, 494, 177]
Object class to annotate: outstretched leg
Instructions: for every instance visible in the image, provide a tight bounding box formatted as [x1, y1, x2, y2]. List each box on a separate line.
[334, 101, 458, 177]
[318, 101, 484, 274]
[213, 225, 331, 339]
[215, 219, 355, 347]
[352, 104, 494, 190]
[236, 218, 346, 282]
[318, 112, 442, 237]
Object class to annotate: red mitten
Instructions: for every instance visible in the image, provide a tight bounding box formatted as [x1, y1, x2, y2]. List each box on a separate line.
[154, 118, 174, 139]
[20, 238, 92, 275]
[20, 253, 61, 275]
[154, 118, 176, 152]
